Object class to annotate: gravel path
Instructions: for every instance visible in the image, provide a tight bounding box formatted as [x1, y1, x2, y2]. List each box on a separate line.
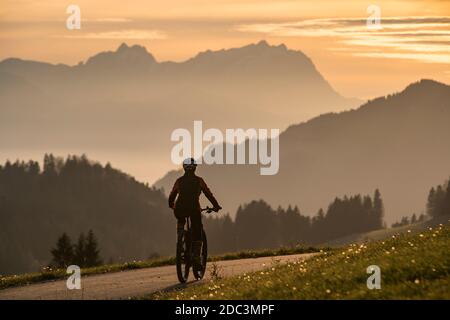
[0, 253, 316, 300]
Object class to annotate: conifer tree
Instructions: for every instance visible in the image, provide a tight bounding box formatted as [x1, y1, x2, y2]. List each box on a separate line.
[74, 232, 86, 267]
[50, 233, 73, 268]
[84, 230, 102, 267]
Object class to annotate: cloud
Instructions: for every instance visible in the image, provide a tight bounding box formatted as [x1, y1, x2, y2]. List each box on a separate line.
[94, 18, 132, 23]
[63, 29, 167, 40]
[236, 16, 450, 64]
[353, 52, 450, 64]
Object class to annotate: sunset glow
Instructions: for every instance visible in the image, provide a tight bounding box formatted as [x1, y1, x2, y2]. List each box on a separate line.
[1, 0, 449, 98]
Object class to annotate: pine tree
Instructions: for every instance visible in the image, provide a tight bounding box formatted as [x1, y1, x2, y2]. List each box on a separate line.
[372, 189, 384, 229]
[311, 208, 326, 242]
[50, 233, 74, 268]
[442, 181, 450, 216]
[434, 185, 446, 217]
[426, 187, 436, 217]
[84, 230, 102, 267]
[43, 154, 57, 176]
[74, 232, 86, 267]
[363, 195, 373, 229]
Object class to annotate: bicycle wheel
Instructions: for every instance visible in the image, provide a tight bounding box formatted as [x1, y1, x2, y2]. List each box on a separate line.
[193, 230, 207, 280]
[176, 230, 190, 283]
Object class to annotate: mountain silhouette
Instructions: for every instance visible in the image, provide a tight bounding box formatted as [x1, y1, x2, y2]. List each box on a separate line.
[154, 79, 450, 223]
[84, 43, 157, 71]
[0, 41, 360, 182]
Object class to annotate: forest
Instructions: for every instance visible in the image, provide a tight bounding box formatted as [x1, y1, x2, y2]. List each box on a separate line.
[1, 155, 444, 275]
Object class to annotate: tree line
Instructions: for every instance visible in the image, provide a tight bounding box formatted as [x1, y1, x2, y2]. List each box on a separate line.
[388, 178, 450, 229]
[391, 213, 426, 228]
[426, 178, 450, 218]
[0, 154, 174, 275]
[51, 230, 102, 268]
[1, 154, 444, 275]
[204, 190, 384, 252]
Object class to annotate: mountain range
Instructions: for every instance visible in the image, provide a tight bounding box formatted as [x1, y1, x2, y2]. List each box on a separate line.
[1, 41, 450, 273]
[155, 79, 450, 223]
[0, 41, 359, 182]
[2, 42, 449, 223]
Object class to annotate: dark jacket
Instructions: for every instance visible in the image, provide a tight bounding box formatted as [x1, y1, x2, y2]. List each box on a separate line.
[168, 173, 219, 213]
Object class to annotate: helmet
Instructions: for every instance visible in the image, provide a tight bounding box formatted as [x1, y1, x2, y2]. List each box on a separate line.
[182, 157, 197, 172]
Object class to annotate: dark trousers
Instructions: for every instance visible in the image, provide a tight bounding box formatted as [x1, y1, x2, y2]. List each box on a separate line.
[176, 209, 203, 241]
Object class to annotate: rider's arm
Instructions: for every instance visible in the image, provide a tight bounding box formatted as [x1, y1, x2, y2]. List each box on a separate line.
[199, 178, 220, 209]
[168, 179, 179, 209]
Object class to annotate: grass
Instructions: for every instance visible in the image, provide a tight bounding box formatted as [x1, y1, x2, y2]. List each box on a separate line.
[0, 245, 323, 290]
[208, 246, 322, 262]
[152, 221, 450, 300]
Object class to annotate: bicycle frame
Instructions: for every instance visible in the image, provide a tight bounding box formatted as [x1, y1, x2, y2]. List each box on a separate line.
[176, 207, 212, 283]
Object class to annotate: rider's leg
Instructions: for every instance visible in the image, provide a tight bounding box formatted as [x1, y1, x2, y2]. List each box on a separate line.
[191, 211, 202, 241]
[177, 217, 185, 240]
[190, 211, 203, 267]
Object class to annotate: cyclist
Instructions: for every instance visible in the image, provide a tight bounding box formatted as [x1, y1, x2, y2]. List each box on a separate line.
[168, 158, 222, 268]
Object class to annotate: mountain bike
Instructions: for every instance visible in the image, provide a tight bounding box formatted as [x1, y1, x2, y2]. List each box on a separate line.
[176, 207, 214, 283]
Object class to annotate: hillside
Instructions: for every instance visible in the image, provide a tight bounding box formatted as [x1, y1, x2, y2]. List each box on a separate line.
[155, 79, 450, 223]
[0, 155, 174, 275]
[323, 214, 450, 247]
[154, 220, 450, 299]
[0, 156, 381, 276]
[0, 155, 402, 276]
[2, 152, 448, 276]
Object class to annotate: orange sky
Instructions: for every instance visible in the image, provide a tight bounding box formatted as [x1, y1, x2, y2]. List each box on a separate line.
[1, 0, 449, 98]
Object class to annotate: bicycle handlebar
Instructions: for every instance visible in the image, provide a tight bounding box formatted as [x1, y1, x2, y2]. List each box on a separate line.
[201, 206, 219, 213]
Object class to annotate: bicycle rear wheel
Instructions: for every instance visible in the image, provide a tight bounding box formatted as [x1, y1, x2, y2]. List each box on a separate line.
[176, 230, 190, 283]
[193, 230, 207, 280]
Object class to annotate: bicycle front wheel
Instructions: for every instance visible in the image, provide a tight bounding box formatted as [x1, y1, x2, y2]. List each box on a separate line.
[176, 230, 190, 283]
[193, 230, 207, 280]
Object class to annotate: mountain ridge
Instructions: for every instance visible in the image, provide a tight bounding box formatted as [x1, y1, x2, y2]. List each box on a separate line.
[154, 78, 450, 223]
[0, 41, 312, 69]
[0, 41, 360, 187]
[0, 41, 352, 96]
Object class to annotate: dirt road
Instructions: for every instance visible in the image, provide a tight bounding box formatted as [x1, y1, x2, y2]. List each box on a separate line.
[0, 253, 316, 300]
